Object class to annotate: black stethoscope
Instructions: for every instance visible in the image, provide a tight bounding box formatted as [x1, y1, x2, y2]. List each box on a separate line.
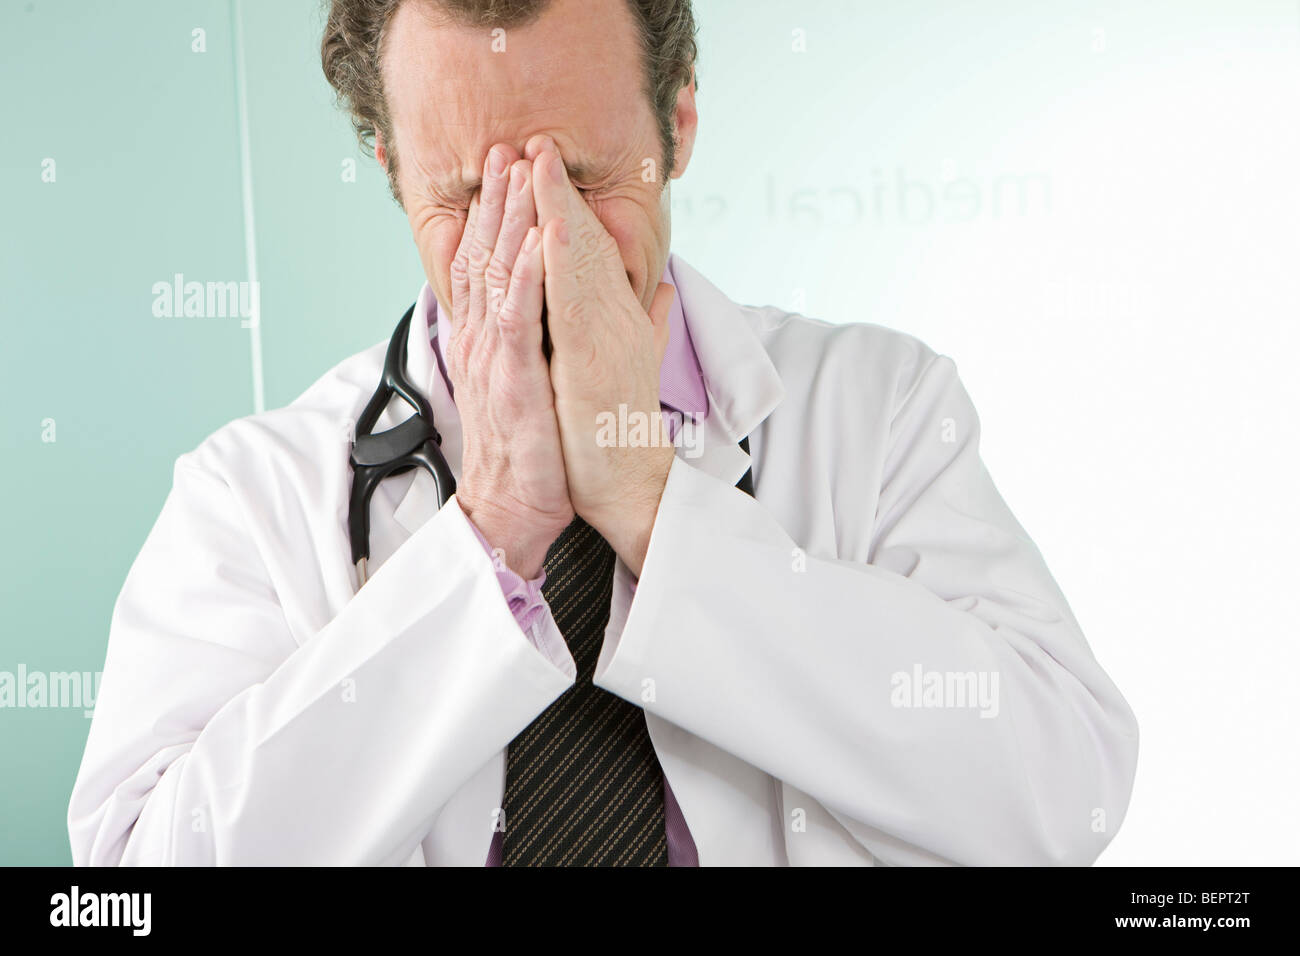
[349, 304, 753, 587]
[348, 303, 455, 586]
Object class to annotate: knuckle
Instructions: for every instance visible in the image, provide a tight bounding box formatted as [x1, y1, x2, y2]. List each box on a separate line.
[567, 224, 617, 275]
[569, 340, 601, 377]
[484, 257, 511, 289]
[499, 194, 523, 229]
[508, 159, 531, 191]
[511, 247, 535, 281]
[594, 227, 618, 255]
[468, 236, 492, 271]
[495, 295, 532, 337]
[495, 308, 521, 338]
[570, 246, 603, 281]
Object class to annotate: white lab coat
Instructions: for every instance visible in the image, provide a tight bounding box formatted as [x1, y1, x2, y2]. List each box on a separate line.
[68, 253, 1139, 866]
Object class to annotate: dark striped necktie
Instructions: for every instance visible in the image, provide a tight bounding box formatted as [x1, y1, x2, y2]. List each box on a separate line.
[500, 438, 755, 866]
[501, 515, 666, 866]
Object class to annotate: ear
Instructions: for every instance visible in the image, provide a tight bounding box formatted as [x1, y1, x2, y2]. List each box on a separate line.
[669, 71, 699, 180]
[375, 129, 389, 173]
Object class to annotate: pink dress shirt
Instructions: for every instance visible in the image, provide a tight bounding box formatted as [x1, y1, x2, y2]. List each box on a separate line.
[426, 258, 710, 866]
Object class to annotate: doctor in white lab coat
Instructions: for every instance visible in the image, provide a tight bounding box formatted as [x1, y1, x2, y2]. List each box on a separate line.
[67, 247, 1139, 866]
[67, 0, 1139, 866]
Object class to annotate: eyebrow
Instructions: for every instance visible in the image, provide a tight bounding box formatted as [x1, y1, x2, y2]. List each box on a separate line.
[429, 157, 610, 204]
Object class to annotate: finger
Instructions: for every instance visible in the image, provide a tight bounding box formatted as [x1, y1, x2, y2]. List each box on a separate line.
[447, 195, 479, 379]
[649, 282, 674, 370]
[497, 226, 545, 363]
[449, 195, 477, 333]
[530, 148, 584, 238]
[486, 159, 538, 327]
[532, 147, 623, 294]
[457, 195, 481, 335]
[521, 133, 556, 163]
[522, 133, 573, 171]
[538, 217, 574, 340]
[539, 214, 591, 356]
[468, 145, 516, 332]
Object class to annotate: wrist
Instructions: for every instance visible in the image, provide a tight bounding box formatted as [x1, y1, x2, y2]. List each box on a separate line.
[457, 493, 568, 579]
[586, 450, 673, 577]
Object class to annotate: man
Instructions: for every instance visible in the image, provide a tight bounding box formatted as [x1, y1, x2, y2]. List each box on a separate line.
[67, 0, 1139, 866]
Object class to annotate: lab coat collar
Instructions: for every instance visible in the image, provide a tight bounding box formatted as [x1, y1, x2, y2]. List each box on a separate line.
[665, 253, 784, 446]
[391, 253, 785, 536]
[661, 253, 785, 492]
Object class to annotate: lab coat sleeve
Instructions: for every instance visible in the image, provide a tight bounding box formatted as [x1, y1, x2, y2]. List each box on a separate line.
[595, 353, 1139, 866]
[67, 454, 574, 866]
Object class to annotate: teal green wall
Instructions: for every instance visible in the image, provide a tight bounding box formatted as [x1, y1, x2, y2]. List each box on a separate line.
[0, 0, 419, 865]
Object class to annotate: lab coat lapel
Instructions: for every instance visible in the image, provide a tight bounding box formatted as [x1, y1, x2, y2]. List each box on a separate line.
[663, 254, 784, 487]
[668, 254, 784, 443]
[638, 255, 790, 864]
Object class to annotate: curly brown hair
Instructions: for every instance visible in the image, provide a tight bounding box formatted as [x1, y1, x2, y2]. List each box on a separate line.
[320, 0, 698, 203]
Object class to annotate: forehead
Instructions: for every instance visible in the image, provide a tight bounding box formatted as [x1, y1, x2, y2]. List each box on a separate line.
[382, 0, 653, 196]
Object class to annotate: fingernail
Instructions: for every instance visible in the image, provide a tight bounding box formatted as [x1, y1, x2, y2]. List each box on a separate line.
[487, 148, 506, 178]
[555, 220, 569, 245]
[510, 163, 527, 193]
[523, 227, 540, 252]
[549, 153, 566, 184]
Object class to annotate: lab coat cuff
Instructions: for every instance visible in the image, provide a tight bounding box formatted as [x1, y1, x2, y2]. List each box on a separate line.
[444, 496, 575, 687]
[461, 505, 551, 633]
[599, 555, 642, 684]
[524, 604, 576, 681]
